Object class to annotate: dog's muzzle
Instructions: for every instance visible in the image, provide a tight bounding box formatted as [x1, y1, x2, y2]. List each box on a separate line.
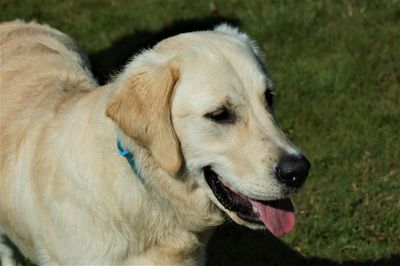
[203, 166, 298, 236]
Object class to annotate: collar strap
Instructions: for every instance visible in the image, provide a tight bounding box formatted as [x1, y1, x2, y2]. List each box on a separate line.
[116, 138, 145, 183]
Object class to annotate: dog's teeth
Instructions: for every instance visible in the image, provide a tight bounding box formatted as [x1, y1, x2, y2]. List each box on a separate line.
[252, 205, 259, 213]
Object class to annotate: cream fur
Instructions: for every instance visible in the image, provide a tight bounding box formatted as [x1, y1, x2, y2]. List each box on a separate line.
[0, 20, 302, 265]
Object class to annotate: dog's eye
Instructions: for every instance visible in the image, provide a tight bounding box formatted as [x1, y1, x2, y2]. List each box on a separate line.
[265, 89, 274, 107]
[205, 107, 236, 124]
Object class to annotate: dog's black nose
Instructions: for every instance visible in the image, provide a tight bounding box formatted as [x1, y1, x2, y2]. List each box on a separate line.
[276, 154, 310, 188]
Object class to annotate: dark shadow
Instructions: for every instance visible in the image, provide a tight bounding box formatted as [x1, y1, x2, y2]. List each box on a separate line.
[89, 16, 240, 84]
[207, 223, 308, 266]
[206, 223, 399, 266]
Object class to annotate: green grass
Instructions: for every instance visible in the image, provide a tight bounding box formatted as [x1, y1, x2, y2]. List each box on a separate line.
[1, 0, 399, 265]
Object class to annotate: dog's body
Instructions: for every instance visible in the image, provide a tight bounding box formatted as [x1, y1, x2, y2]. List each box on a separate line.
[0, 21, 309, 265]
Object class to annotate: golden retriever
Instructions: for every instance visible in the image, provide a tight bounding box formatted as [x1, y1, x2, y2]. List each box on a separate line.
[0, 20, 310, 265]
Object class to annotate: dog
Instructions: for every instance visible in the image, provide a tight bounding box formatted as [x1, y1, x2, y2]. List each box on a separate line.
[0, 20, 310, 265]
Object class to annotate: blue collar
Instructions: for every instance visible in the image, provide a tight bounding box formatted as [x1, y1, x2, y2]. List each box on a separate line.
[116, 138, 145, 183]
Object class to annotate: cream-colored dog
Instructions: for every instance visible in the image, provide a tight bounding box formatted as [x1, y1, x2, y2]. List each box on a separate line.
[0, 20, 310, 265]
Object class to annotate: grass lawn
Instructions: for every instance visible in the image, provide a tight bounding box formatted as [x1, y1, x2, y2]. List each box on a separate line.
[1, 0, 399, 265]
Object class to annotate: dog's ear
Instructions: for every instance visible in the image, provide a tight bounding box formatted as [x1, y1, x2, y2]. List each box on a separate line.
[106, 58, 182, 174]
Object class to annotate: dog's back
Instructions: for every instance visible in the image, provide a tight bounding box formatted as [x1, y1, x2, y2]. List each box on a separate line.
[0, 20, 97, 261]
[0, 20, 96, 133]
[0, 20, 95, 113]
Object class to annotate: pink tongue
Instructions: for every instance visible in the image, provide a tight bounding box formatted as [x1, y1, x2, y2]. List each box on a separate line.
[249, 199, 296, 237]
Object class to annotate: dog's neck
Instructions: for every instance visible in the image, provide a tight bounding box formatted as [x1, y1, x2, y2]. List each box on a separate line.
[69, 84, 222, 264]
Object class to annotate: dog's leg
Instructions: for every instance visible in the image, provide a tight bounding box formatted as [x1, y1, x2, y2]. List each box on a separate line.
[0, 238, 17, 266]
[0, 231, 24, 266]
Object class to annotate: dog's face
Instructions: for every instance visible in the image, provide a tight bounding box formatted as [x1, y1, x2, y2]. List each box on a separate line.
[107, 25, 310, 237]
[169, 26, 310, 236]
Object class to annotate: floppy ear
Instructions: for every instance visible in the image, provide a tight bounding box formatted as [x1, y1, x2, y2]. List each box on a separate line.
[106, 59, 182, 174]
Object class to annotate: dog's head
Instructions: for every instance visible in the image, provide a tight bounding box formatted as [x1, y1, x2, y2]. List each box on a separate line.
[107, 25, 310, 236]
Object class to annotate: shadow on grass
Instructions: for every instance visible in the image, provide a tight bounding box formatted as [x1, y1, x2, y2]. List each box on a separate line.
[89, 16, 240, 85]
[207, 223, 399, 266]
[89, 17, 399, 266]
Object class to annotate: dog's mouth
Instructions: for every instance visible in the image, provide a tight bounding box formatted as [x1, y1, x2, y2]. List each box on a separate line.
[203, 166, 295, 237]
